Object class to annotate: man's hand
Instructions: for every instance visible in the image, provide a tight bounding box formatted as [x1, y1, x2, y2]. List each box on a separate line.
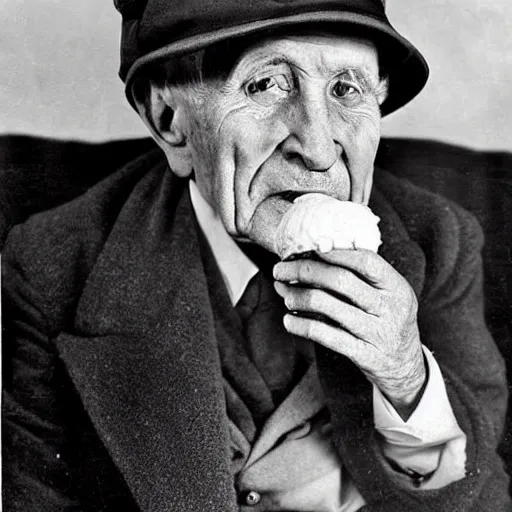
[273, 249, 426, 418]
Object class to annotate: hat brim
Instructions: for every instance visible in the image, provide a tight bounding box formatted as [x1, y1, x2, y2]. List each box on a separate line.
[124, 10, 429, 116]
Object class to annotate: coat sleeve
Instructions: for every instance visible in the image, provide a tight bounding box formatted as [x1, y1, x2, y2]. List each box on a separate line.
[378, 201, 509, 510]
[414, 202, 510, 507]
[2, 226, 83, 511]
[420, 204, 508, 437]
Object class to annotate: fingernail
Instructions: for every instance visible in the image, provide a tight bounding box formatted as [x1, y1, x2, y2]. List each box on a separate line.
[274, 281, 287, 296]
[273, 263, 283, 279]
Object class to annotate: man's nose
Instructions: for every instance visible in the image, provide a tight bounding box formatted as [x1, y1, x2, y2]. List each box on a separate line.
[281, 95, 340, 171]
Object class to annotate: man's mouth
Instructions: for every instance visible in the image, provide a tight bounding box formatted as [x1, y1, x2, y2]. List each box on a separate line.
[276, 190, 306, 203]
[274, 190, 332, 203]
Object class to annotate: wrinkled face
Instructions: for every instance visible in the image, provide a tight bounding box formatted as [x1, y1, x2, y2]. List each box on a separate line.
[178, 33, 386, 252]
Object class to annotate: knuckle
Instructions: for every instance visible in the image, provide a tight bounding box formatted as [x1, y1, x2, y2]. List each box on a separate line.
[302, 288, 317, 310]
[396, 280, 417, 310]
[372, 293, 385, 314]
[359, 250, 373, 264]
[284, 292, 297, 311]
[305, 320, 318, 339]
[335, 268, 348, 289]
[371, 260, 384, 281]
[298, 261, 311, 281]
[366, 323, 381, 345]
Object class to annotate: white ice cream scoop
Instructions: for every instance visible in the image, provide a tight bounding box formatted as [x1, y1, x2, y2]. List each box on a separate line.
[274, 193, 382, 260]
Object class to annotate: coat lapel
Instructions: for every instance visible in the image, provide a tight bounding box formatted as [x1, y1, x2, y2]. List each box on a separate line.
[370, 170, 427, 298]
[54, 167, 237, 511]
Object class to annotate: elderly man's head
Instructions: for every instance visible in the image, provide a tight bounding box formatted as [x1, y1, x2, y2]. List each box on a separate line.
[115, 0, 427, 251]
[134, 31, 388, 250]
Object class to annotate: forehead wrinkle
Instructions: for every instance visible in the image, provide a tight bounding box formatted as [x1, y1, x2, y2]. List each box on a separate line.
[281, 35, 378, 67]
[229, 39, 378, 84]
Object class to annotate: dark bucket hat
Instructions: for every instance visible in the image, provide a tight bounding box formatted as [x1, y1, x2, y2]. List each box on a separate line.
[115, 0, 429, 116]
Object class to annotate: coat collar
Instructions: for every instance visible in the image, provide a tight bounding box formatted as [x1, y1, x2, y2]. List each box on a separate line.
[54, 163, 427, 510]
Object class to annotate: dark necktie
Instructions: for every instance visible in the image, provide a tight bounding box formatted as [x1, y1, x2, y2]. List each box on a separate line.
[236, 268, 312, 406]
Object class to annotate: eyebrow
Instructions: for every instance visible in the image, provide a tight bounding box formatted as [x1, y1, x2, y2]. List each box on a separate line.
[340, 69, 378, 91]
[245, 54, 376, 79]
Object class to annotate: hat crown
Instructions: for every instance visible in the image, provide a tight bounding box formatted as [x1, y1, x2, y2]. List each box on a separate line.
[115, 0, 386, 20]
[114, 0, 148, 18]
[115, 0, 427, 116]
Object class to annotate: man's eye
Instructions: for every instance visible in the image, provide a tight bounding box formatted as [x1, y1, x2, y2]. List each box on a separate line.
[247, 77, 274, 95]
[331, 81, 362, 104]
[245, 74, 292, 105]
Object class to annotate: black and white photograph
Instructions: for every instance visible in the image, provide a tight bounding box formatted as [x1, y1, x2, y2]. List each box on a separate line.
[1, 1, 511, 510]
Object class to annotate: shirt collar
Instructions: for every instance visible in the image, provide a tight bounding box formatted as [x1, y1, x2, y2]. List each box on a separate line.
[189, 180, 258, 306]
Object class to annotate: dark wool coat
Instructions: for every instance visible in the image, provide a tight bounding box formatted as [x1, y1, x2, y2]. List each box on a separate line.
[2, 147, 510, 511]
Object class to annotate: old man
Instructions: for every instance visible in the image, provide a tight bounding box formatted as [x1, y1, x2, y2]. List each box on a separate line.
[2, 0, 510, 511]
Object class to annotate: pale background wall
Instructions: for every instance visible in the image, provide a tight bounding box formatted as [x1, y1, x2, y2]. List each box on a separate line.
[1, 0, 511, 150]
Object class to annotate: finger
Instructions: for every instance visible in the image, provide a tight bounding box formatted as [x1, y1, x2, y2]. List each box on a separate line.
[274, 281, 379, 341]
[314, 249, 396, 288]
[273, 258, 382, 313]
[283, 313, 372, 360]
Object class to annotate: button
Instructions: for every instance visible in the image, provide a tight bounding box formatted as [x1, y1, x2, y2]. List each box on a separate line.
[245, 491, 261, 506]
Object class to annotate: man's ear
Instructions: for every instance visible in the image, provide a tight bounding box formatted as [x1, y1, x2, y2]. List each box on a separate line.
[132, 78, 193, 178]
[377, 76, 390, 107]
